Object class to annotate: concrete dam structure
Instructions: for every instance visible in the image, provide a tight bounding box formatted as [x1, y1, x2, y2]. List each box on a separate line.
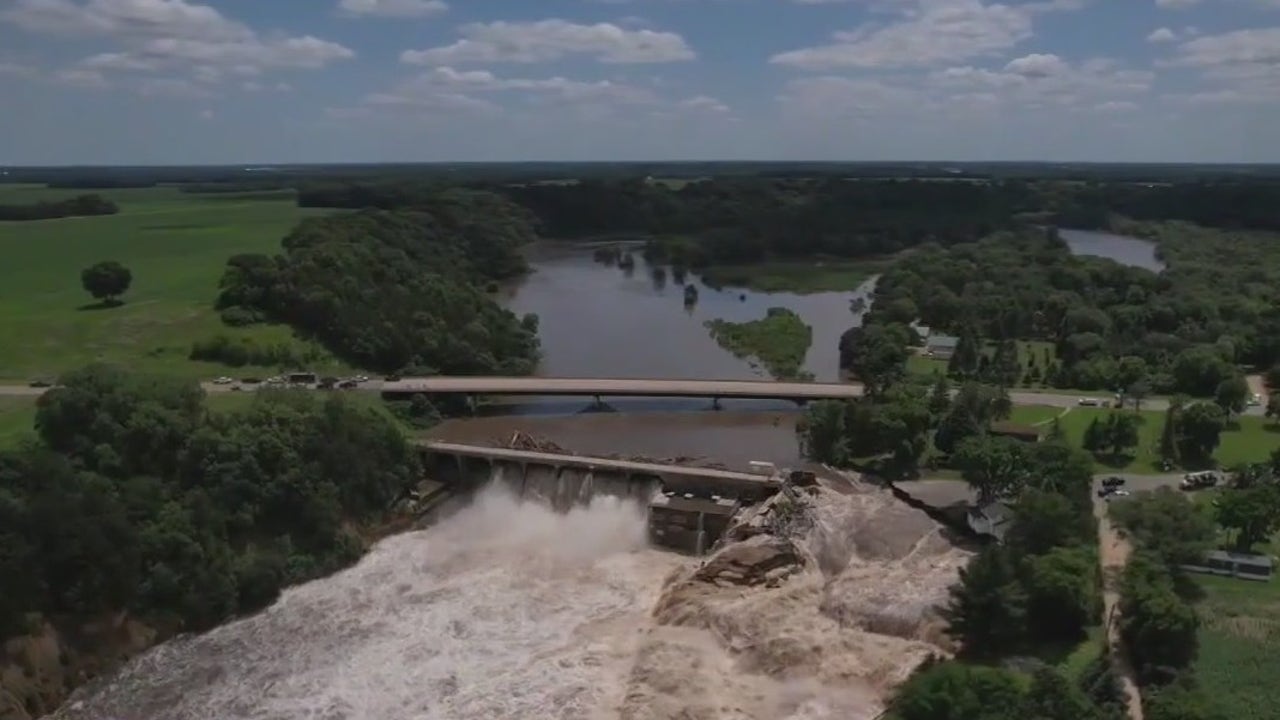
[418, 441, 792, 554]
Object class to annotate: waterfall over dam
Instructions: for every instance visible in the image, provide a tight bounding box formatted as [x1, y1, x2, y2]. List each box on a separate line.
[417, 442, 782, 554]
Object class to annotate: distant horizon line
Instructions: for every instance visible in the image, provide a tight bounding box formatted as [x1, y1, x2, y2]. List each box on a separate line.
[3, 159, 1279, 170]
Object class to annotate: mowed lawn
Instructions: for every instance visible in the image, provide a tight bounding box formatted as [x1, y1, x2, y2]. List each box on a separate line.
[1058, 407, 1280, 473]
[0, 185, 338, 381]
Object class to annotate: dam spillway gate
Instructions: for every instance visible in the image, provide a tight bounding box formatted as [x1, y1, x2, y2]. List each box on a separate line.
[417, 441, 791, 555]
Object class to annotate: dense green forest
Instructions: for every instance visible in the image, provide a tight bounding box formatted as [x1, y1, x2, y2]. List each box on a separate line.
[0, 193, 117, 221]
[0, 364, 419, 645]
[857, 225, 1278, 396]
[214, 189, 541, 375]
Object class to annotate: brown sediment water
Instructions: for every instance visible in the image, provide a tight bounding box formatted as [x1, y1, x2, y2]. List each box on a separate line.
[51, 473, 970, 720]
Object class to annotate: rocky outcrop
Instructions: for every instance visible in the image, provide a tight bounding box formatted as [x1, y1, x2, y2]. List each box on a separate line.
[692, 538, 804, 588]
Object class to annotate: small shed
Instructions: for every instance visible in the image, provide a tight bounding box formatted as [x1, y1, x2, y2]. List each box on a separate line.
[925, 334, 960, 360]
[967, 500, 1014, 542]
[989, 421, 1044, 444]
[1182, 550, 1274, 582]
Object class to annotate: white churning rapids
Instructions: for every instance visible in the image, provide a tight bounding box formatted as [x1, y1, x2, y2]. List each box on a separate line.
[53, 473, 971, 720]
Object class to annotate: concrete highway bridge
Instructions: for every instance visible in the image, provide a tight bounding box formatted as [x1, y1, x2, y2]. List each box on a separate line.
[381, 376, 865, 404]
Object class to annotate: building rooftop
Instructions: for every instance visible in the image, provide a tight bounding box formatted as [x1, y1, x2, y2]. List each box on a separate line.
[967, 500, 1014, 541]
[990, 421, 1043, 440]
[927, 334, 960, 349]
[1205, 550, 1274, 569]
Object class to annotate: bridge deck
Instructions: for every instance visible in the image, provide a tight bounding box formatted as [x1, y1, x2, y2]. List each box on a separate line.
[419, 441, 779, 487]
[384, 376, 863, 400]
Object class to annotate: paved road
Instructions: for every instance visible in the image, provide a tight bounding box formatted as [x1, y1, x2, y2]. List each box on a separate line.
[0, 380, 1266, 417]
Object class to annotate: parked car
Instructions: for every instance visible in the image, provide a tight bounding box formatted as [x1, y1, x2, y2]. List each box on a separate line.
[1248, 393, 1262, 407]
[1107, 490, 1131, 500]
[28, 378, 53, 388]
[354, 375, 370, 383]
[1077, 397, 1102, 407]
[1180, 471, 1221, 491]
[1101, 476, 1126, 489]
[338, 380, 358, 390]
[212, 376, 234, 385]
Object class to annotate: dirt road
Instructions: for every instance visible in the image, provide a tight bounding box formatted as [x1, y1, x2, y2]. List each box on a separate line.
[1095, 499, 1145, 720]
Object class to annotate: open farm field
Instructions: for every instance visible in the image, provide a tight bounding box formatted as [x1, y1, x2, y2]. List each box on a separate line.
[0, 185, 341, 380]
[1194, 574, 1280, 720]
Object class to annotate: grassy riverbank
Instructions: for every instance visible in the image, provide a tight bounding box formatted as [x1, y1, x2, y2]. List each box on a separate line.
[705, 307, 814, 380]
[700, 257, 889, 294]
[0, 184, 336, 381]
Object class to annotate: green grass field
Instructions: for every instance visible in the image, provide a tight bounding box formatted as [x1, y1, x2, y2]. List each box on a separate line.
[0, 184, 344, 381]
[1057, 408, 1280, 473]
[700, 258, 890, 294]
[1194, 574, 1280, 720]
[1008, 405, 1064, 426]
[0, 396, 38, 447]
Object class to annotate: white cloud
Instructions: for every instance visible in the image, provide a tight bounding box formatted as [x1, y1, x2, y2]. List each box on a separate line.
[680, 95, 731, 113]
[2, 0, 252, 40]
[779, 76, 926, 118]
[1165, 27, 1280, 101]
[1147, 27, 1178, 43]
[199, 108, 213, 119]
[1004, 52, 1069, 78]
[138, 76, 212, 98]
[54, 67, 108, 87]
[0, 61, 38, 77]
[770, 0, 1082, 70]
[933, 55, 1153, 107]
[337, 0, 447, 19]
[1172, 27, 1280, 67]
[401, 19, 695, 65]
[1095, 100, 1138, 111]
[3, 0, 355, 81]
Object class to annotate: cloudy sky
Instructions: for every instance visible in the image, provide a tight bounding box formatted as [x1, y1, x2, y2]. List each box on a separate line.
[1, 0, 1277, 165]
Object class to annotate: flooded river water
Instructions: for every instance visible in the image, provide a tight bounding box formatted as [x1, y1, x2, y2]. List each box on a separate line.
[51, 231, 1160, 720]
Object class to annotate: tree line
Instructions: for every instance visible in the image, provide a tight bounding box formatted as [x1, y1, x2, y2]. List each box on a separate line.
[0, 365, 420, 680]
[863, 226, 1271, 398]
[0, 194, 117, 221]
[213, 189, 541, 375]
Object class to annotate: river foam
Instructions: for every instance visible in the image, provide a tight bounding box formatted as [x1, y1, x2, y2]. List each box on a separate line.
[54, 478, 969, 720]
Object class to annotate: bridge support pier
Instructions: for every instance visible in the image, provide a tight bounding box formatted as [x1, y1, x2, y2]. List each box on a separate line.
[712, 396, 722, 411]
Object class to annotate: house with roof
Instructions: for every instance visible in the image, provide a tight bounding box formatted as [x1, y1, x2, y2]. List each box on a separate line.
[967, 500, 1014, 542]
[925, 333, 960, 360]
[989, 421, 1044, 444]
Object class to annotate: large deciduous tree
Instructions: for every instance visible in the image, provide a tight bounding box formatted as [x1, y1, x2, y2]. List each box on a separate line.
[953, 435, 1029, 504]
[80, 260, 132, 305]
[1215, 483, 1280, 552]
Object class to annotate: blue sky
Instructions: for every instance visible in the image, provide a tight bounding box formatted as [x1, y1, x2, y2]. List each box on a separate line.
[1, 0, 1277, 164]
